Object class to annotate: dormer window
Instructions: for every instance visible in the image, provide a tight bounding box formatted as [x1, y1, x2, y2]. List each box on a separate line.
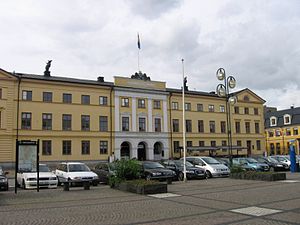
[243, 95, 250, 101]
[284, 114, 291, 125]
[270, 116, 277, 127]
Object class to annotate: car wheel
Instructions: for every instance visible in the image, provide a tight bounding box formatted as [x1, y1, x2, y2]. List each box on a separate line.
[146, 174, 151, 181]
[178, 172, 184, 181]
[92, 181, 98, 186]
[206, 171, 212, 178]
[57, 177, 61, 186]
[22, 179, 27, 190]
[270, 167, 274, 172]
[5, 184, 9, 191]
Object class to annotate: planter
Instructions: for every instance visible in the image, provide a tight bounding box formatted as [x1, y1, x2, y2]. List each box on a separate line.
[230, 172, 286, 181]
[115, 180, 167, 194]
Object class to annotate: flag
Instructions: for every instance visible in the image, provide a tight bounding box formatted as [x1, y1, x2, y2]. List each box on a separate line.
[137, 33, 141, 49]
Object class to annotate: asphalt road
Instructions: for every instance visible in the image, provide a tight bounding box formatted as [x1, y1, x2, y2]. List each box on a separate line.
[0, 173, 300, 225]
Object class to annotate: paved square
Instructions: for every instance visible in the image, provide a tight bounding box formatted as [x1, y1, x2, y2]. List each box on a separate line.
[148, 193, 181, 198]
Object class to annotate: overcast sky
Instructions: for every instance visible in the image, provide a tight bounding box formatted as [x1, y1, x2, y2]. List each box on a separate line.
[1, 0, 299, 109]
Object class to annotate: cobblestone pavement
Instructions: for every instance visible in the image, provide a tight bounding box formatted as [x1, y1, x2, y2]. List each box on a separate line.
[0, 173, 300, 225]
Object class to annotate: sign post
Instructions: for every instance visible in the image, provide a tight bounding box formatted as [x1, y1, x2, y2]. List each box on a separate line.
[289, 140, 297, 173]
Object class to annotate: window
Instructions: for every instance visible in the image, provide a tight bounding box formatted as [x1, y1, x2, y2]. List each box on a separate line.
[139, 117, 146, 132]
[172, 119, 179, 132]
[220, 121, 226, 133]
[0, 111, 1, 128]
[245, 122, 250, 133]
[268, 130, 274, 137]
[220, 105, 225, 113]
[42, 113, 52, 130]
[62, 140, 71, 155]
[284, 114, 291, 125]
[270, 116, 277, 126]
[286, 128, 291, 136]
[197, 104, 203, 112]
[63, 93, 72, 103]
[255, 122, 260, 134]
[81, 141, 90, 155]
[187, 141, 193, 147]
[198, 120, 204, 133]
[208, 105, 214, 112]
[155, 118, 161, 132]
[254, 108, 258, 115]
[22, 90, 32, 101]
[153, 100, 161, 109]
[276, 143, 280, 154]
[173, 141, 180, 153]
[43, 92, 52, 102]
[199, 141, 205, 147]
[234, 106, 239, 114]
[0, 88, 2, 99]
[243, 95, 250, 101]
[211, 141, 216, 147]
[235, 121, 241, 133]
[244, 107, 249, 114]
[122, 117, 129, 131]
[121, 98, 129, 107]
[209, 121, 215, 133]
[172, 102, 178, 110]
[221, 140, 227, 146]
[275, 129, 281, 137]
[81, 95, 90, 104]
[293, 127, 298, 135]
[138, 99, 145, 108]
[99, 96, 108, 105]
[21, 112, 31, 129]
[42, 140, 52, 155]
[256, 140, 261, 150]
[185, 103, 191, 111]
[100, 141, 108, 154]
[186, 120, 192, 132]
[62, 114, 72, 131]
[237, 140, 242, 146]
[81, 115, 90, 131]
[99, 116, 108, 131]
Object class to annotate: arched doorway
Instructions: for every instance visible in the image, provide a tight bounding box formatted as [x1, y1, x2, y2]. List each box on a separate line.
[120, 142, 130, 159]
[154, 142, 164, 160]
[137, 142, 147, 161]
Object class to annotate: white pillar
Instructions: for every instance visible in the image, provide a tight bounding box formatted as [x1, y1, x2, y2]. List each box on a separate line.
[114, 95, 120, 132]
[132, 97, 136, 132]
[163, 100, 168, 132]
[148, 99, 153, 132]
[131, 147, 138, 159]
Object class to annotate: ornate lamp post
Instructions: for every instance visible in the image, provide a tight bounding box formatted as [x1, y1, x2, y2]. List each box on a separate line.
[216, 68, 237, 165]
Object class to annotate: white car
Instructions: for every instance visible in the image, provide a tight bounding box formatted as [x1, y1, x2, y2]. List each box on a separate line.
[185, 156, 230, 178]
[55, 162, 99, 186]
[17, 164, 58, 189]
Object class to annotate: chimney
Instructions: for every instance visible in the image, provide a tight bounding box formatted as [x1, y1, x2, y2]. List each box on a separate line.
[97, 76, 104, 82]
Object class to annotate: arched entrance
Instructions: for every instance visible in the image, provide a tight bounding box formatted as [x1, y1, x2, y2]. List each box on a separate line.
[137, 142, 147, 161]
[120, 142, 130, 159]
[154, 142, 164, 160]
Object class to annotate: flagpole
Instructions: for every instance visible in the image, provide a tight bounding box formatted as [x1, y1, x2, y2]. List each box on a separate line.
[138, 48, 140, 71]
[137, 33, 141, 71]
[182, 59, 187, 182]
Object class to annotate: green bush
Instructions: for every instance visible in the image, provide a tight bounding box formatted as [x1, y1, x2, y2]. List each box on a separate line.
[108, 159, 141, 187]
[230, 165, 245, 173]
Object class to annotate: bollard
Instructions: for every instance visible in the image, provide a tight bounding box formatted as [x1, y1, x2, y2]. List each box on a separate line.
[63, 182, 70, 191]
[83, 181, 90, 190]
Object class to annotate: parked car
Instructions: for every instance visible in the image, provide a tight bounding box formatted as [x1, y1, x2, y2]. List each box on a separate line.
[216, 158, 256, 171]
[161, 160, 206, 181]
[55, 162, 99, 186]
[233, 158, 269, 172]
[17, 164, 58, 189]
[184, 156, 230, 178]
[91, 163, 116, 184]
[0, 166, 9, 191]
[140, 161, 176, 182]
[269, 155, 291, 169]
[252, 156, 288, 171]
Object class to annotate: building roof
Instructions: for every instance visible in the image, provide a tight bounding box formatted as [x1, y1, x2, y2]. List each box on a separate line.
[265, 106, 300, 128]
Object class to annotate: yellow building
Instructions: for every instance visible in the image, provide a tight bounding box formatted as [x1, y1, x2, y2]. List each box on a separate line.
[0, 68, 266, 166]
[265, 106, 300, 155]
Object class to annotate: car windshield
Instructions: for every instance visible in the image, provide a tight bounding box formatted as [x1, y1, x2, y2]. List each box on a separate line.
[202, 157, 220, 165]
[268, 157, 279, 163]
[143, 162, 164, 169]
[39, 165, 50, 172]
[256, 158, 265, 163]
[174, 161, 194, 167]
[69, 164, 90, 172]
[246, 158, 258, 163]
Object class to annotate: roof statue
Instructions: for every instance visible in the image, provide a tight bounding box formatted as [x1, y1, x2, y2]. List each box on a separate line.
[131, 71, 151, 81]
[44, 60, 52, 76]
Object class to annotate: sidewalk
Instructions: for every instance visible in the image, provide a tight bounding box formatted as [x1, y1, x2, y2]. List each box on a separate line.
[1, 172, 300, 225]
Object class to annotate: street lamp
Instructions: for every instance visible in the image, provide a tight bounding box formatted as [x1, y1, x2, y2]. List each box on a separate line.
[216, 68, 237, 166]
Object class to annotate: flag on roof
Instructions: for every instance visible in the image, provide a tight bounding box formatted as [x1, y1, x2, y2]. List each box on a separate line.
[137, 33, 141, 49]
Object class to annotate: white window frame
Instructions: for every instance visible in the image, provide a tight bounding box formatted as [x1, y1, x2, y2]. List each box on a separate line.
[270, 116, 277, 127]
[283, 114, 291, 125]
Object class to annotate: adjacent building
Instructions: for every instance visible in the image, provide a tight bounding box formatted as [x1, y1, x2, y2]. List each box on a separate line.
[0, 68, 266, 166]
[264, 106, 300, 155]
